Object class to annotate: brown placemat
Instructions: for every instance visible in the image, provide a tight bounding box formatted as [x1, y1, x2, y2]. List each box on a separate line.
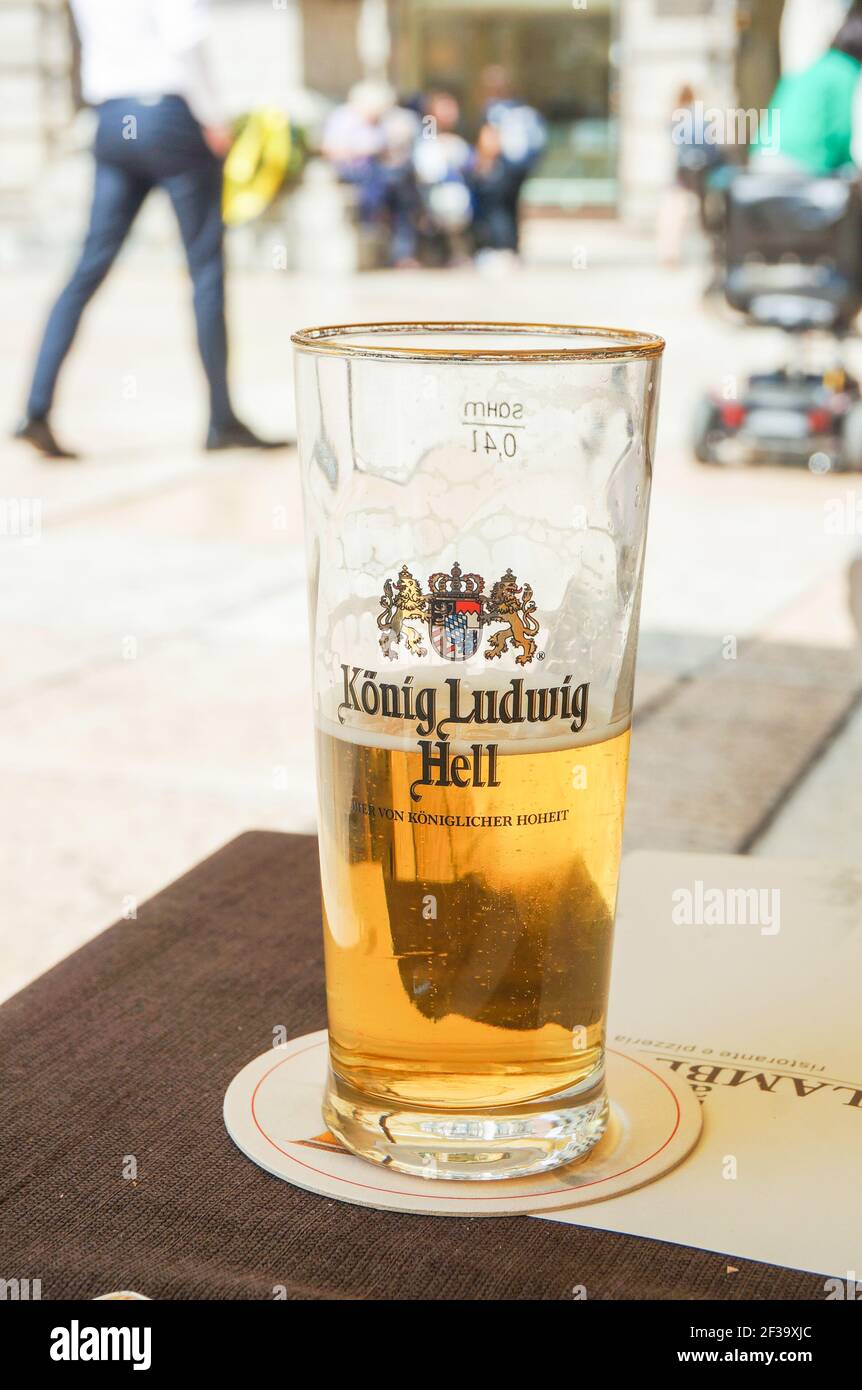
[0, 831, 825, 1300]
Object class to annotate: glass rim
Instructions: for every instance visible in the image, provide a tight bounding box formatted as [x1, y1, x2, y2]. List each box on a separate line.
[290, 321, 666, 364]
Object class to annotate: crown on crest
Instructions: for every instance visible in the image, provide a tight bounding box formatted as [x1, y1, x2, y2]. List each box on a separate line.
[426, 562, 485, 598]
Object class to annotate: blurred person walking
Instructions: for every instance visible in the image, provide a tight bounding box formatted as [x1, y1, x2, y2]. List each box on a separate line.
[14, 0, 286, 460]
[657, 84, 723, 267]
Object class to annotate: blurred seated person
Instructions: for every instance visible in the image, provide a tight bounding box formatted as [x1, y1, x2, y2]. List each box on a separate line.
[476, 66, 546, 255]
[479, 65, 547, 175]
[468, 122, 522, 268]
[412, 90, 473, 264]
[380, 104, 422, 267]
[322, 81, 420, 266]
[751, 4, 862, 173]
[322, 80, 391, 217]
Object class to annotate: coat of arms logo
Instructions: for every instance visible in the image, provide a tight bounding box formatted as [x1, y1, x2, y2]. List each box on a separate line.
[377, 562, 540, 666]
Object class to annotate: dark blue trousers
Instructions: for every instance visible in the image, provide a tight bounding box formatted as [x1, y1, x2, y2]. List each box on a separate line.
[27, 96, 233, 428]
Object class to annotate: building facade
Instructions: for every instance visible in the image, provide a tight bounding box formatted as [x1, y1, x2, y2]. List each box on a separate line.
[302, 0, 743, 219]
[0, 0, 846, 233]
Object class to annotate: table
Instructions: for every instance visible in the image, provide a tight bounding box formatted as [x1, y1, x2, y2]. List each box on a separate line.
[0, 832, 826, 1300]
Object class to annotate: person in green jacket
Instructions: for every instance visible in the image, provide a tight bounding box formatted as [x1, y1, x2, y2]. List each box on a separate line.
[753, 6, 862, 174]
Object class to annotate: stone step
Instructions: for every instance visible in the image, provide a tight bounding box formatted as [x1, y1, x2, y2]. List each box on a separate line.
[626, 638, 862, 854]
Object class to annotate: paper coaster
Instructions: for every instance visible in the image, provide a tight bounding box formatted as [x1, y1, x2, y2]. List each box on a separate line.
[224, 1030, 701, 1217]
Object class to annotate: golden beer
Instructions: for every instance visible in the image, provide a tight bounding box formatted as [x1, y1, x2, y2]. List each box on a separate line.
[316, 721, 630, 1151]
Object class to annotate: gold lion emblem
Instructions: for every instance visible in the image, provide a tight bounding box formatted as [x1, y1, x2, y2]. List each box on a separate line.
[377, 564, 429, 661]
[484, 570, 540, 667]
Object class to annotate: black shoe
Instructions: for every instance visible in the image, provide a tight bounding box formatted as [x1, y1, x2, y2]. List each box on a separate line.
[13, 415, 78, 460]
[205, 418, 290, 452]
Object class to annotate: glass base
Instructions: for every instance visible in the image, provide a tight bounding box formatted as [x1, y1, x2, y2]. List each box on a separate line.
[323, 1067, 609, 1181]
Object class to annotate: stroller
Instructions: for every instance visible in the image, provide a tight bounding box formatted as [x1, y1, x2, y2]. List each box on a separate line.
[694, 169, 862, 469]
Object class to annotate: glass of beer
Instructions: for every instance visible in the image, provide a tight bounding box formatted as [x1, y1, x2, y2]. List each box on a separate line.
[292, 322, 663, 1180]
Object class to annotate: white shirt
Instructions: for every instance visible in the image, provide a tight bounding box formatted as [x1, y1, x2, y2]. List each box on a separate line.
[70, 0, 224, 128]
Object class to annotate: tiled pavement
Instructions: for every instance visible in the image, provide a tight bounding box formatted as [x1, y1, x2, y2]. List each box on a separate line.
[628, 637, 862, 854]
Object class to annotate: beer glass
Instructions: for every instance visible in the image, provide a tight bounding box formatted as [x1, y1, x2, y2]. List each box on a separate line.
[292, 323, 663, 1180]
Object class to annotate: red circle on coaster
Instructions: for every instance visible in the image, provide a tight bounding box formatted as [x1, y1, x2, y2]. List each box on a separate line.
[233, 1034, 686, 1206]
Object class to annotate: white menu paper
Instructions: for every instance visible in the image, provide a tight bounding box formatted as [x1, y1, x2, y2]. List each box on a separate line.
[543, 851, 862, 1280]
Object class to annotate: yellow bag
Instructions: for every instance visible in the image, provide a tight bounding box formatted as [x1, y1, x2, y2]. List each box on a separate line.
[222, 108, 294, 226]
